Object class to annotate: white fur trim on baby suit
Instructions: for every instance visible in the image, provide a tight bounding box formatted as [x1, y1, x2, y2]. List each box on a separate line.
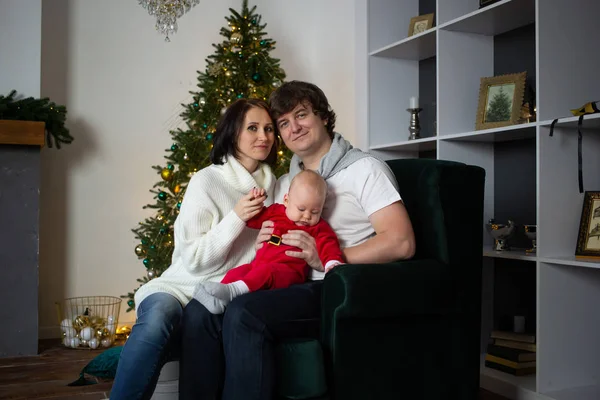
[324, 260, 343, 273]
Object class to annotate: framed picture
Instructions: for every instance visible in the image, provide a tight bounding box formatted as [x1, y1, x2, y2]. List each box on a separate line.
[475, 72, 527, 130]
[408, 13, 434, 37]
[575, 191, 600, 259]
[479, 0, 502, 8]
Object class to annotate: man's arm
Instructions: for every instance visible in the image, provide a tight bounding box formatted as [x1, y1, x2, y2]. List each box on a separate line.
[342, 201, 415, 264]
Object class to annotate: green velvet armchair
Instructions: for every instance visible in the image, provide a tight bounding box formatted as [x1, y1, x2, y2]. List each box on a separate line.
[277, 158, 486, 400]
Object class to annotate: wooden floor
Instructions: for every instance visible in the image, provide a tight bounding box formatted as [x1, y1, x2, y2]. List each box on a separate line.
[0, 340, 510, 400]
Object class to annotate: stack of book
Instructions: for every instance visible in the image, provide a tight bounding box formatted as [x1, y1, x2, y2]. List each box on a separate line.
[485, 330, 536, 376]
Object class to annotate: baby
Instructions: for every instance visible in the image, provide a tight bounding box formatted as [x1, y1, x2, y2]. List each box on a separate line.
[193, 170, 344, 314]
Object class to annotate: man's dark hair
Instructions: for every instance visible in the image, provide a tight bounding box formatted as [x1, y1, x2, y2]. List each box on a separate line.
[210, 98, 278, 166]
[269, 81, 336, 138]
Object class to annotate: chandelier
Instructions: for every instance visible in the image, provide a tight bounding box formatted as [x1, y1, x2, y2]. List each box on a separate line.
[138, 0, 201, 42]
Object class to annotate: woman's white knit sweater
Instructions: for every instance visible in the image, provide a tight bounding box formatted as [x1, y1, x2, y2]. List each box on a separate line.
[134, 156, 275, 313]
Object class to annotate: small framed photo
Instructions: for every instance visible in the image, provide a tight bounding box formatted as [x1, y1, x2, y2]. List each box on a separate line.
[475, 72, 527, 130]
[479, 0, 503, 8]
[408, 13, 434, 37]
[575, 191, 600, 259]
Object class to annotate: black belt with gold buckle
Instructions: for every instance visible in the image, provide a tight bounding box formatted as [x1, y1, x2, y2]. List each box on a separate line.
[268, 234, 282, 246]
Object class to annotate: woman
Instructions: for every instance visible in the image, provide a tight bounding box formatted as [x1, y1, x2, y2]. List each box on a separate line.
[110, 98, 279, 400]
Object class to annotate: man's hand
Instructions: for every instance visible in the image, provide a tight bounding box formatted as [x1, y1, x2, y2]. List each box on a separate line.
[234, 189, 267, 222]
[255, 220, 275, 251]
[282, 230, 324, 272]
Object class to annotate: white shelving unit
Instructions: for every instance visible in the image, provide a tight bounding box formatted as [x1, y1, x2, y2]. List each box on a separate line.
[356, 0, 600, 399]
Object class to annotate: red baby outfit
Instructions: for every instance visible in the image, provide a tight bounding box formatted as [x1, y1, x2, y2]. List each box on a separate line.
[221, 203, 343, 291]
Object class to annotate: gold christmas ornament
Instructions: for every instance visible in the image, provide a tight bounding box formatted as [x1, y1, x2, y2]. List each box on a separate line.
[231, 32, 243, 43]
[174, 184, 182, 194]
[96, 327, 111, 338]
[161, 168, 173, 181]
[90, 316, 105, 327]
[135, 244, 145, 257]
[73, 316, 91, 330]
[208, 63, 220, 76]
[116, 325, 132, 340]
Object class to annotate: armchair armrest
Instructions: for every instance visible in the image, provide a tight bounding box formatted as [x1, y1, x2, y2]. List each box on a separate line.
[321, 260, 454, 324]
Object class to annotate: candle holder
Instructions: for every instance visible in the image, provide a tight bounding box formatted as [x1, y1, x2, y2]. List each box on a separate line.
[406, 108, 423, 140]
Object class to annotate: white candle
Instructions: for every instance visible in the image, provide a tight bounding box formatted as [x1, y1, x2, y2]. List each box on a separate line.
[410, 96, 418, 109]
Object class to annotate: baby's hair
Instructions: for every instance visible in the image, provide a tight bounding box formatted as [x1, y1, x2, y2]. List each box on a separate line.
[289, 170, 327, 199]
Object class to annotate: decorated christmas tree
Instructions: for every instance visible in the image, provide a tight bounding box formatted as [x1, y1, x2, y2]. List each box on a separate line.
[123, 0, 289, 312]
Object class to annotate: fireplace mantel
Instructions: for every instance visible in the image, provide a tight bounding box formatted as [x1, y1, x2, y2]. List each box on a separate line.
[0, 120, 45, 146]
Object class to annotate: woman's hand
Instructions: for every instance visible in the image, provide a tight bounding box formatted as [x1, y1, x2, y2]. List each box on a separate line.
[255, 220, 274, 251]
[234, 188, 267, 222]
[282, 230, 324, 272]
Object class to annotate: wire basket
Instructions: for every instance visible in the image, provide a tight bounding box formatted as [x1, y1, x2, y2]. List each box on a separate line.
[55, 296, 122, 349]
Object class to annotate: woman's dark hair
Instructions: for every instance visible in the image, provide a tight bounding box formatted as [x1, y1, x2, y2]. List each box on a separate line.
[210, 98, 278, 167]
[269, 80, 337, 138]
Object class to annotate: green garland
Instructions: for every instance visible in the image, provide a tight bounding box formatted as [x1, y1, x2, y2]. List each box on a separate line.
[0, 90, 73, 148]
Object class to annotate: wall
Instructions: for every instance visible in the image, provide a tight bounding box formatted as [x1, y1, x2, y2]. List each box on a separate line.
[0, 0, 41, 97]
[35, 0, 355, 336]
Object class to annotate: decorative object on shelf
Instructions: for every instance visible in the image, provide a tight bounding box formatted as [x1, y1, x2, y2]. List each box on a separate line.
[518, 82, 537, 123]
[55, 296, 121, 349]
[408, 13, 434, 37]
[518, 102, 536, 124]
[0, 90, 73, 149]
[548, 101, 599, 193]
[138, 0, 201, 42]
[406, 97, 422, 140]
[570, 101, 599, 116]
[513, 315, 526, 333]
[486, 219, 515, 251]
[475, 72, 526, 131]
[575, 191, 600, 259]
[524, 224, 537, 254]
[479, 0, 503, 9]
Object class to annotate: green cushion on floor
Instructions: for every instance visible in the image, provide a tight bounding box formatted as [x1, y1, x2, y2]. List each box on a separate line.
[68, 345, 123, 386]
[276, 339, 328, 400]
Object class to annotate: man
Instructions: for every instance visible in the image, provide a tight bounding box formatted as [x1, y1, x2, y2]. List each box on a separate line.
[179, 81, 415, 400]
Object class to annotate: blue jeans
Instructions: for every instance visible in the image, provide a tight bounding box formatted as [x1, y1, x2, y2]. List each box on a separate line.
[110, 292, 183, 400]
[179, 281, 323, 400]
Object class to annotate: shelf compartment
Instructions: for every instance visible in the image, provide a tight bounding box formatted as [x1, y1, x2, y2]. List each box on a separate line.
[439, 0, 535, 36]
[369, 136, 436, 152]
[369, 29, 436, 61]
[537, 125, 600, 259]
[440, 122, 537, 142]
[437, 21, 536, 136]
[483, 246, 537, 262]
[480, 355, 537, 398]
[537, 1, 600, 121]
[538, 263, 600, 394]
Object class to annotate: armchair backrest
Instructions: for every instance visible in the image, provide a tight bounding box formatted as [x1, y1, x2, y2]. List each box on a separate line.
[386, 159, 486, 266]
